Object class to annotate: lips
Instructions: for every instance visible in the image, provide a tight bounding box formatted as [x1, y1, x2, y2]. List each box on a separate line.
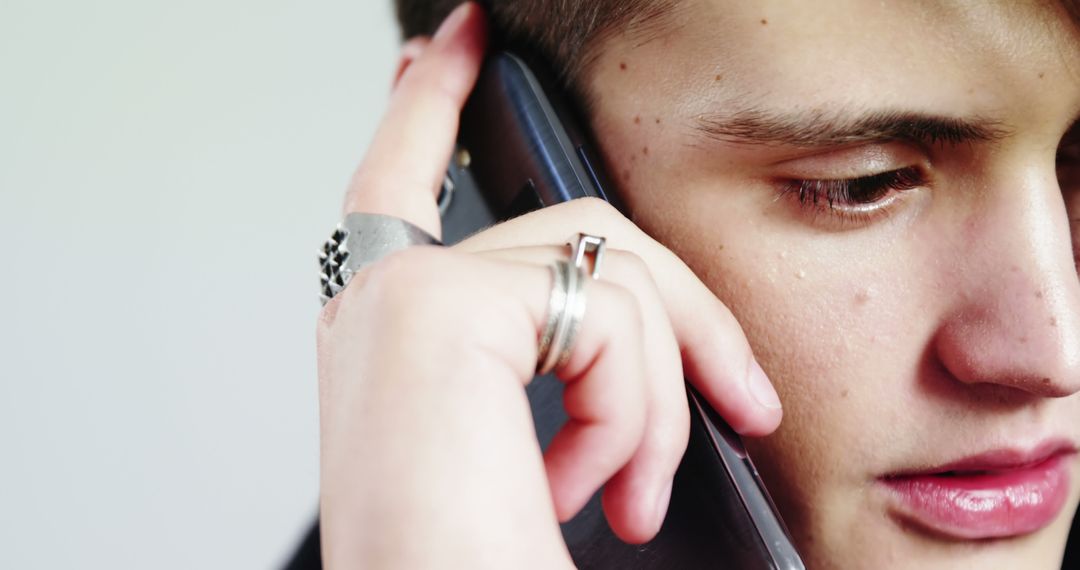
[880, 441, 1076, 540]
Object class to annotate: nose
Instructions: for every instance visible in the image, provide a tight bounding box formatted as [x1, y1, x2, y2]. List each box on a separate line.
[933, 165, 1080, 398]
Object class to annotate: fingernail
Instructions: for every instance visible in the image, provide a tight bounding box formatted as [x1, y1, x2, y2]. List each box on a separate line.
[747, 360, 782, 410]
[434, 2, 472, 41]
[654, 480, 674, 527]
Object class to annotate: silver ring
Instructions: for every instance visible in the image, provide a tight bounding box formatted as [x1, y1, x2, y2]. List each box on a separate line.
[536, 260, 568, 371]
[569, 233, 606, 279]
[554, 261, 587, 371]
[535, 234, 606, 374]
[536, 260, 587, 375]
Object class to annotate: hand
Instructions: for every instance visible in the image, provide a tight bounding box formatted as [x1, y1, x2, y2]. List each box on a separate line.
[317, 3, 783, 568]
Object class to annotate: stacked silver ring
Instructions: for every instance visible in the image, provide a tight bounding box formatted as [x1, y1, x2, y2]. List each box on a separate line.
[536, 260, 585, 374]
[535, 233, 607, 375]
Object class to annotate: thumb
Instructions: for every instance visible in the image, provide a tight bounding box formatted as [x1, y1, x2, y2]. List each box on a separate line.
[342, 2, 487, 240]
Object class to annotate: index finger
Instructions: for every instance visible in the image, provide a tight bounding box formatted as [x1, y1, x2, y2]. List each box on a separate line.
[455, 200, 784, 436]
[342, 2, 488, 240]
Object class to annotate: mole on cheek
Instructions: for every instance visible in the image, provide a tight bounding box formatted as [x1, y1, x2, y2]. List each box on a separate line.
[760, 18, 768, 25]
[634, 115, 641, 125]
[642, 146, 649, 156]
[620, 62, 627, 71]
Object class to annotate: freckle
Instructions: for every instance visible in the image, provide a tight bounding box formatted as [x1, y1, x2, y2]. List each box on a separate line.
[642, 146, 649, 155]
[854, 290, 870, 305]
[718, 244, 725, 251]
[715, 74, 723, 81]
[655, 117, 661, 124]
[1038, 72, 1045, 79]
[634, 115, 641, 125]
[1050, 317, 1058, 327]
[622, 169, 631, 181]
[841, 389, 849, 398]
[619, 62, 627, 71]
[760, 18, 768, 25]
[1035, 290, 1044, 299]
[795, 270, 806, 279]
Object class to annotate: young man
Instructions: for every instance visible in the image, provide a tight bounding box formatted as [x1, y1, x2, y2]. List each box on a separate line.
[311, 1, 1080, 568]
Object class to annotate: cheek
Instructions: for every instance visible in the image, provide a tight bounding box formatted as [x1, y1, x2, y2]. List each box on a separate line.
[623, 174, 936, 532]
[629, 174, 922, 416]
[677, 223, 914, 474]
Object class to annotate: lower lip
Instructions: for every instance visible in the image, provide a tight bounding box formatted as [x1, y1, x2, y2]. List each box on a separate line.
[882, 454, 1072, 540]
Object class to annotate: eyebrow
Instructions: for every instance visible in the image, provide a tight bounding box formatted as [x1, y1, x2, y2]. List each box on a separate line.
[694, 107, 1013, 148]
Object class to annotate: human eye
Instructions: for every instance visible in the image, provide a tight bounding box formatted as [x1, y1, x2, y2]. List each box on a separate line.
[777, 166, 926, 225]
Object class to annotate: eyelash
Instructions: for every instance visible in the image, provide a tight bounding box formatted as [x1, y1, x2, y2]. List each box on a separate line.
[778, 166, 926, 221]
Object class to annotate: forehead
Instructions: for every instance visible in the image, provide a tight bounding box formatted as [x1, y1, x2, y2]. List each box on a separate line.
[588, 0, 1080, 127]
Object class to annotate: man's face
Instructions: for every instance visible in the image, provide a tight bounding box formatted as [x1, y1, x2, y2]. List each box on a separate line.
[584, 0, 1080, 567]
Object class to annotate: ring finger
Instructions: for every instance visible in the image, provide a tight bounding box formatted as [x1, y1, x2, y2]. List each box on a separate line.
[476, 243, 689, 544]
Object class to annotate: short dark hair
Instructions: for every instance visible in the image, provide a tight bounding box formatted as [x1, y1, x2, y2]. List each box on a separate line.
[394, 0, 674, 102]
[394, 1, 1080, 105]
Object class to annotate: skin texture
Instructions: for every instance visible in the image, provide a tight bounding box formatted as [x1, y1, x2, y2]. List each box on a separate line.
[320, 1, 1080, 568]
[581, 0, 1080, 567]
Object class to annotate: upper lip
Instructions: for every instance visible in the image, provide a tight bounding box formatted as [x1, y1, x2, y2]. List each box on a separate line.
[883, 438, 1078, 478]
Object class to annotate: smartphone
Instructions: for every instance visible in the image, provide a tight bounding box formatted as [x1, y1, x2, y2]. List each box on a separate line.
[440, 51, 805, 570]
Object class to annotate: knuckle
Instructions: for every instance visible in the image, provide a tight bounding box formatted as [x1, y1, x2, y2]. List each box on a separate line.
[607, 249, 653, 286]
[570, 196, 623, 225]
[345, 246, 451, 311]
[592, 398, 646, 456]
[591, 261, 648, 332]
[603, 282, 646, 331]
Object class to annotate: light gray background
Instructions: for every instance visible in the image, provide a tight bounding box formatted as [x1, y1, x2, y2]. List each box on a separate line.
[1, 0, 400, 567]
